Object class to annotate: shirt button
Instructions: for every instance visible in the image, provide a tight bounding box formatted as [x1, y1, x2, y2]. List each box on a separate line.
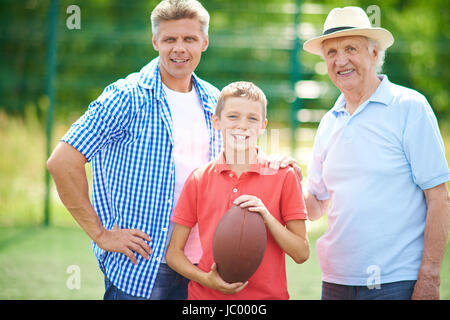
[229, 173, 233, 178]
[156, 257, 160, 262]
[233, 188, 238, 193]
[167, 198, 172, 203]
[162, 227, 168, 232]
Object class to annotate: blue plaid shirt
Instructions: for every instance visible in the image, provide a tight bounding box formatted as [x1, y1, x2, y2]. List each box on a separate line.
[62, 57, 223, 298]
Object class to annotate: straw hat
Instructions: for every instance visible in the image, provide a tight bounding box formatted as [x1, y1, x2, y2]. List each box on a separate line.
[303, 6, 394, 56]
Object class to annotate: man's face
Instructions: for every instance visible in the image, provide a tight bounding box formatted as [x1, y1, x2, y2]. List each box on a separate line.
[321, 36, 378, 93]
[152, 18, 208, 90]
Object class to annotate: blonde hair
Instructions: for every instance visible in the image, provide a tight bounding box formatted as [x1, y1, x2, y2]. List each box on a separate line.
[215, 81, 267, 119]
[151, 0, 210, 37]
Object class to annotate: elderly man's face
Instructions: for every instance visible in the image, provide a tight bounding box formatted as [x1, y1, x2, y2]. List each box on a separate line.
[321, 36, 378, 93]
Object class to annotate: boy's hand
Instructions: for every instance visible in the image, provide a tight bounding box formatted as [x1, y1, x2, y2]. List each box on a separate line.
[267, 154, 303, 181]
[234, 195, 271, 223]
[206, 263, 248, 294]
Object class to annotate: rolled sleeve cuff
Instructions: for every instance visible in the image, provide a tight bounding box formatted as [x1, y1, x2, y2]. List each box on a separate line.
[419, 173, 450, 190]
[284, 211, 308, 221]
[61, 133, 96, 162]
[171, 216, 196, 228]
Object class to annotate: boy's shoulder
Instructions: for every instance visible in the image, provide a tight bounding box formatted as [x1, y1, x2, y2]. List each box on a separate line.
[253, 152, 300, 180]
[188, 158, 218, 181]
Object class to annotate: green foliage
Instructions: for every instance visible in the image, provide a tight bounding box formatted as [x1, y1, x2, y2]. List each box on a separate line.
[0, 0, 449, 122]
[299, 0, 450, 116]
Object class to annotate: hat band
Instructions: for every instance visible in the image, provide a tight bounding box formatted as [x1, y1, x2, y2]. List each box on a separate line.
[323, 26, 355, 35]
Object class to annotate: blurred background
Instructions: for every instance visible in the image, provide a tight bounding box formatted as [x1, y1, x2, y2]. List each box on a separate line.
[0, 0, 449, 299]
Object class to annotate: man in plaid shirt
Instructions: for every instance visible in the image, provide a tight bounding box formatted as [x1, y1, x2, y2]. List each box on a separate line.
[47, 0, 222, 300]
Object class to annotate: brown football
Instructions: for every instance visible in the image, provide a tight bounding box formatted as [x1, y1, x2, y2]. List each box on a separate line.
[212, 205, 267, 283]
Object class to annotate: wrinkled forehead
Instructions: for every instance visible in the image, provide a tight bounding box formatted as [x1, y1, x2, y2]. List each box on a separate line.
[321, 35, 369, 49]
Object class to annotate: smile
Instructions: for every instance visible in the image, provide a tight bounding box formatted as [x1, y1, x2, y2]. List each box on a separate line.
[337, 69, 354, 75]
[232, 134, 249, 141]
[170, 58, 189, 63]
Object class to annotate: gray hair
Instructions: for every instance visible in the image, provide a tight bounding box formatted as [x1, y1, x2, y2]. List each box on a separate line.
[151, 0, 210, 37]
[367, 38, 386, 73]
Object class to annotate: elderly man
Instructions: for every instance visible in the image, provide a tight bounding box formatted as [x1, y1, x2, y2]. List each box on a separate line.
[303, 6, 449, 300]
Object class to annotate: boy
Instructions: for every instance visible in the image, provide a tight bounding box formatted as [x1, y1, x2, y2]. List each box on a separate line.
[166, 81, 309, 299]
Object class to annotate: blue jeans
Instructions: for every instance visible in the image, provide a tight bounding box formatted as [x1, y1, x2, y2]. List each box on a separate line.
[148, 263, 190, 300]
[321, 280, 416, 300]
[103, 263, 189, 300]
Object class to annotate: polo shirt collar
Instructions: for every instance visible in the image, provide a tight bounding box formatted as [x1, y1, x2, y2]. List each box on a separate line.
[137, 57, 216, 114]
[369, 75, 395, 106]
[214, 148, 273, 175]
[331, 75, 395, 117]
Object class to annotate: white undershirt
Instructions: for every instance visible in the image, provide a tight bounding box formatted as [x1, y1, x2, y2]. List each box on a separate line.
[162, 83, 209, 264]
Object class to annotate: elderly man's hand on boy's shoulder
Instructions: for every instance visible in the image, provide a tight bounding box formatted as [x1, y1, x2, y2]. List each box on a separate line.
[266, 153, 303, 181]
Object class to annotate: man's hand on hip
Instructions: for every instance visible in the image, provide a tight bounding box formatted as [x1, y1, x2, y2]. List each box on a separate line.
[96, 224, 152, 265]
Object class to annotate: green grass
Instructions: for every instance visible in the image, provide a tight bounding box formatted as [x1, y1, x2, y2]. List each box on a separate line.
[1, 223, 448, 300]
[0, 226, 104, 299]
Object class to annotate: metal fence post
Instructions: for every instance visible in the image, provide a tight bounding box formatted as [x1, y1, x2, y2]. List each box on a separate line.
[290, 0, 302, 155]
[44, 0, 59, 226]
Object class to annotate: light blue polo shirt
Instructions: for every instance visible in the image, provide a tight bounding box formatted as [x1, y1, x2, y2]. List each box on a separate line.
[307, 75, 449, 286]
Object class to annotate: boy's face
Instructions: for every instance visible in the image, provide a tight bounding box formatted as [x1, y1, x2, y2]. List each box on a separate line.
[152, 18, 208, 89]
[212, 97, 267, 153]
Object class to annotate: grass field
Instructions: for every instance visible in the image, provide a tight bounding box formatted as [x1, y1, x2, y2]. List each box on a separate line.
[1, 109, 449, 299]
[0, 224, 448, 300]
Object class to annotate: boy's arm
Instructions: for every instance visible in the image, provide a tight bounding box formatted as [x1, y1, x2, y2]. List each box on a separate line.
[234, 196, 309, 264]
[166, 223, 248, 294]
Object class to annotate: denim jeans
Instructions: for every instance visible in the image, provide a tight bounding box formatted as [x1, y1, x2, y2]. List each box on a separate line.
[103, 263, 189, 300]
[103, 276, 147, 300]
[148, 263, 190, 300]
[321, 280, 416, 300]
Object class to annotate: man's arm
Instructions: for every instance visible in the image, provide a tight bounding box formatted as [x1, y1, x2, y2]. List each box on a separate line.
[412, 182, 450, 300]
[266, 156, 328, 221]
[47, 141, 152, 264]
[304, 191, 329, 221]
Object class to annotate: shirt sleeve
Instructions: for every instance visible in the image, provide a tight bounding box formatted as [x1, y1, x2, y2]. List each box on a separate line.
[172, 170, 199, 228]
[61, 82, 133, 162]
[280, 167, 308, 222]
[403, 95, 450, 190]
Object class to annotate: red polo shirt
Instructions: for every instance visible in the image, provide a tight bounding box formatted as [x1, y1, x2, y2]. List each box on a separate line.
[171, 151, 307, 300]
